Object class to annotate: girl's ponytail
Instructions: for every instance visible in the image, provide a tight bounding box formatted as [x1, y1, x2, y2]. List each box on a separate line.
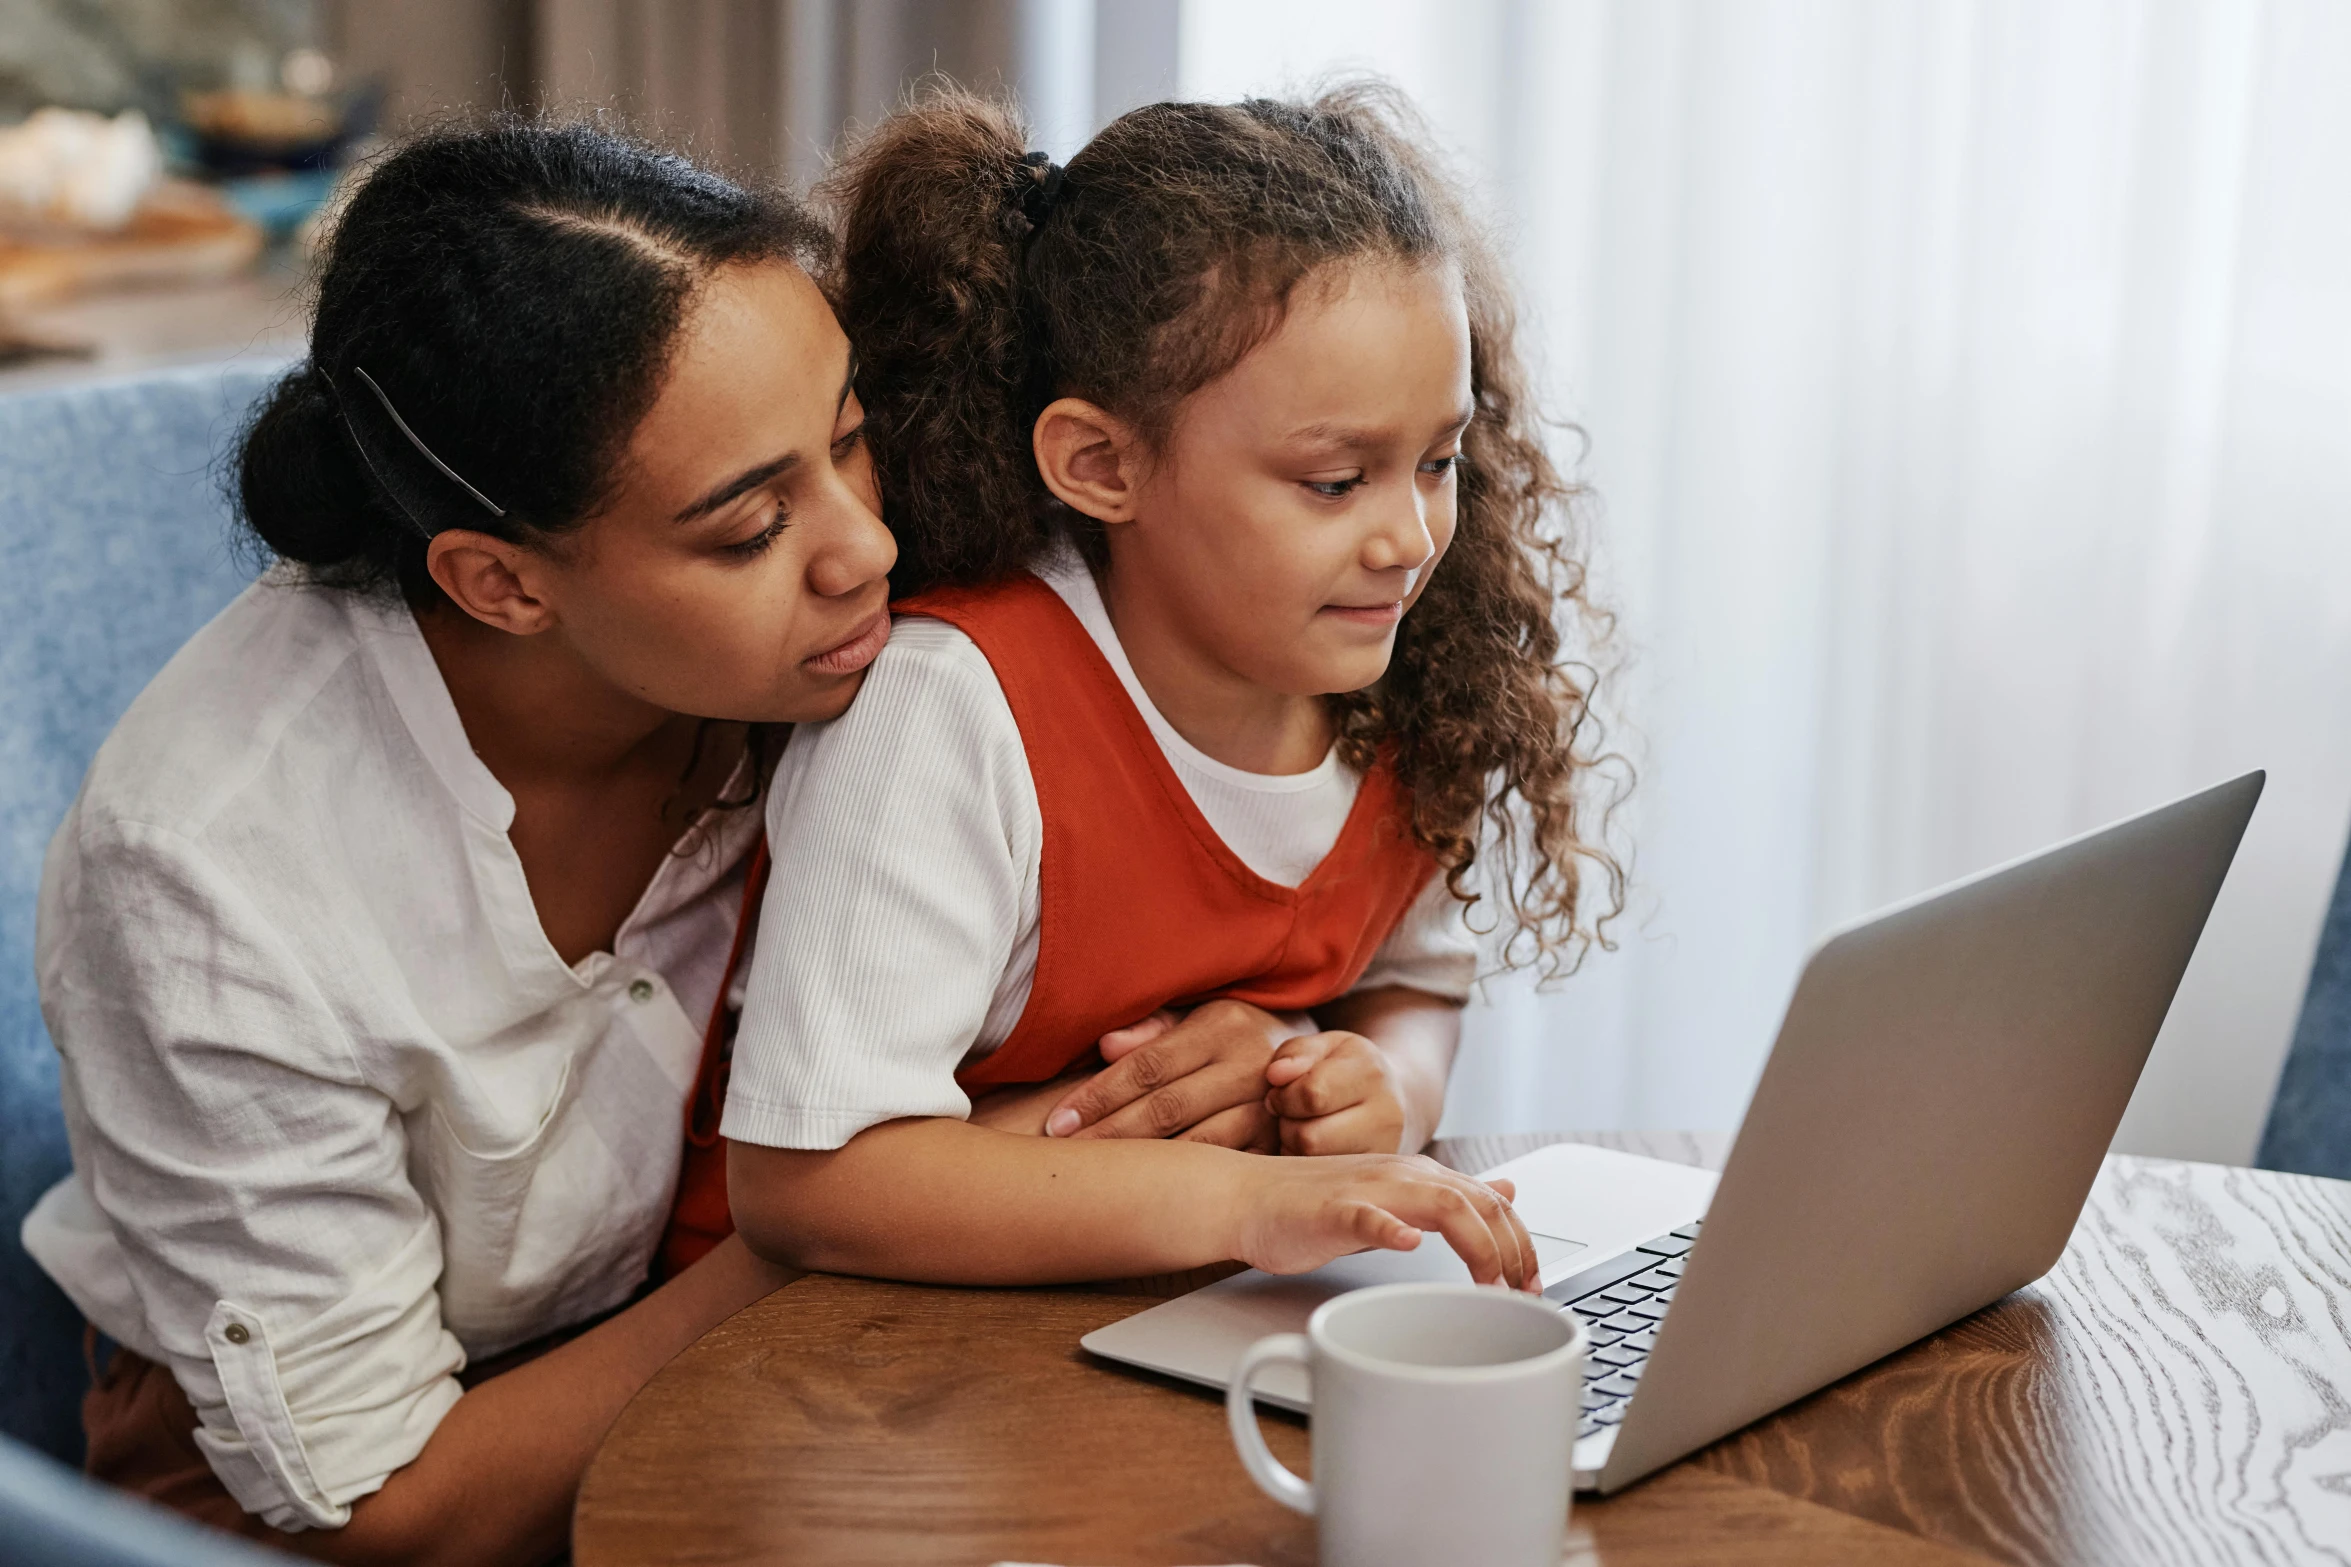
[821, 89, 1055, 595]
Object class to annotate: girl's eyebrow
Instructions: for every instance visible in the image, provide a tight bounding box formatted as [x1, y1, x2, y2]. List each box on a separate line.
[1283, 404, 1477, 453]
[672, 354, 860, 524]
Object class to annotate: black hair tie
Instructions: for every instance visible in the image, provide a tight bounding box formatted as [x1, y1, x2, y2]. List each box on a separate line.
[1018, 150, 1067, 231]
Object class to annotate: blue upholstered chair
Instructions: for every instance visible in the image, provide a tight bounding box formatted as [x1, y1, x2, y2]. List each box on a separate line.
[0, 363, 281, 1462]
[2259, 828, 2351, 1180]
[0, 1433, 282, 1566]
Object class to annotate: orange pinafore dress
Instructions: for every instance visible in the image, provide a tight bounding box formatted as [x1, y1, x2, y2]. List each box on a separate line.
[906, 573, 1440, 1092]
[653, 570, 1443, 1265]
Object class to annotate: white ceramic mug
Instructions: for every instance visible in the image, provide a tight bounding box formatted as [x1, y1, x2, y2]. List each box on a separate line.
[1225, 1281, 1586, 1567]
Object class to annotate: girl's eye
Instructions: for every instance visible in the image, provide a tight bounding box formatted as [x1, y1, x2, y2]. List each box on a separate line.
[1305, 474, 1365, 499]
[723, 508, 791, 561]
[831, 423, 866, 460]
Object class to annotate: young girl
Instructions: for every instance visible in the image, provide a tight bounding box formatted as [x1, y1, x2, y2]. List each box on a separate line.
[723, 84, 1619, 1288]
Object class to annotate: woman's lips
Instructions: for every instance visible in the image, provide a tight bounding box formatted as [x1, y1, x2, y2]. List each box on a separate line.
[1320, 600, 1405, 627]
[804, 610, 890, 676]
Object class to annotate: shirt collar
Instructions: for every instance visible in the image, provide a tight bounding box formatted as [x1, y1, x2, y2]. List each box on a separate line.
[342, 593, 518, 832]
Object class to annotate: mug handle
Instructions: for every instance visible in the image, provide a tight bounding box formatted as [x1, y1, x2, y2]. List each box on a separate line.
[1226, 1333, 1315, 1515]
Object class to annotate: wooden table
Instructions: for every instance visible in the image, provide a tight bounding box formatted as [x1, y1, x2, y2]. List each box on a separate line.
[575, 1132, 2351, 1566]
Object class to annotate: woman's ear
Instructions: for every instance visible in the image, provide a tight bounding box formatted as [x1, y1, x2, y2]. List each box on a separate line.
[426, 530, 557, 635]
[1033, 398, 1147, 525]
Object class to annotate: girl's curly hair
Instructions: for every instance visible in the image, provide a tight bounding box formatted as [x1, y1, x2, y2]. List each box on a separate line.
[822, 80, 1627, 977]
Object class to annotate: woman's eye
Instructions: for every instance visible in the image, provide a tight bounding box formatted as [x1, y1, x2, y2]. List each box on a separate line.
[1305, 474, 1365, 499]
[723, 509, 790, 560]
[831, 424, 866, 460]
[1420, 454, 1459, 478]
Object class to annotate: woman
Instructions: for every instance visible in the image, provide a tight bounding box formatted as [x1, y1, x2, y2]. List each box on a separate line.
[19, 116, 1474, 1563]
[19, 122, 891, 1563]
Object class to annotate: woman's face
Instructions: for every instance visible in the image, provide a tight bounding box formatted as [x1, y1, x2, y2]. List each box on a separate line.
[498, 259, 895, 724]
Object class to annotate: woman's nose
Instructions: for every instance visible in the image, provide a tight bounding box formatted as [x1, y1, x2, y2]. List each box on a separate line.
[807, 492, 897, 599]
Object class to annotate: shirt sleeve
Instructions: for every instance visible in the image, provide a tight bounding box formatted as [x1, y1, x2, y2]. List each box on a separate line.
[721, 621, 1040, 1150]
[1351, 867, 1480, 1002]
[37, 817, 465, 1531]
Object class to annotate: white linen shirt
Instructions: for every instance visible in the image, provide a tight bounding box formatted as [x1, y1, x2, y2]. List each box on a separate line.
[721, 549, 1475, 1152]
[19, 574, 758, 1531]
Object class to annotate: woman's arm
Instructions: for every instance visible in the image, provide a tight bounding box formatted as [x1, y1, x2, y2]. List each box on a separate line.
[50, 825, 788, 1566]
[728, 1116, 1533, 1288]
[309, 1239, 794, 1567]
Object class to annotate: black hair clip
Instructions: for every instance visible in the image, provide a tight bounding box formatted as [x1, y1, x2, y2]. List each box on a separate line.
[352, 366, 507, 520]
[1019, 149, 1067, 231]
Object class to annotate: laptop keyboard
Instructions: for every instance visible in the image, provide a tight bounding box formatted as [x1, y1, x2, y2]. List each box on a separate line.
[1544, 1218, 1702, 1439]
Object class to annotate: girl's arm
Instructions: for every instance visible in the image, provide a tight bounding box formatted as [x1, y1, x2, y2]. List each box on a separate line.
[727, 1117, 1535, 1288]
[311, 1239, 794, 1567]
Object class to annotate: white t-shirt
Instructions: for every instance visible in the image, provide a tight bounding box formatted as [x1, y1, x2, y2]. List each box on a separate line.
[721, 549, 1474, 1152]
[20, 575, 759, 1530]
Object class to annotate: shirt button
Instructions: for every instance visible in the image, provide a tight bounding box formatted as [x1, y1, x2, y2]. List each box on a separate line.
[629, 979, 656, 1004]
[223, 1323, 250, 1346]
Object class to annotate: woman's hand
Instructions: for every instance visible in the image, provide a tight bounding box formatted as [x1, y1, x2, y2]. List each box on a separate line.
[967, 1068, 1099, 1136]
[1264, 1031, 1411, 1155]
[1042, 999, 1307, 1150]
[1231, 1155, 1538, 1291]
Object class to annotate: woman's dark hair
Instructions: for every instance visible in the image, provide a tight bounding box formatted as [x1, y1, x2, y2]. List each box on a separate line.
[823, 82, 1627, 978]
[238, 117, 832, 600]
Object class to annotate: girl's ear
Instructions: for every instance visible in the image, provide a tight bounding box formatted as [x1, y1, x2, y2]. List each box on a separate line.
[1033, 397, 1147, 525]
[426, 529, 559, 636]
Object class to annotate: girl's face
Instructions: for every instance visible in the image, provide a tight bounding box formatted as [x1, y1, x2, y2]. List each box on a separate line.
[1107, 259, 1473, 700]
[454, 259, 896, 724]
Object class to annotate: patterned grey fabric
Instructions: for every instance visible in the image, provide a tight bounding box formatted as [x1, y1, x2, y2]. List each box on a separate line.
[0, 363, 281, 1459]
[2260, 829, 2351, 1180]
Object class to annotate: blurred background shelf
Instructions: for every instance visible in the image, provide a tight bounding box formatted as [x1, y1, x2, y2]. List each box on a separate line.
[0, 263, 300, 394]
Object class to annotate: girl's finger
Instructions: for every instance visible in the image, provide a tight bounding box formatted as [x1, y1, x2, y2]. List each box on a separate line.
[1496, 1187, 1539, 1293]
[1420, 1184, 1508, 1285]
[1266, 1055, 1379, 1121]
[1344, 1201, 1423, 1255]
[1263, 1031, 1334, 1086]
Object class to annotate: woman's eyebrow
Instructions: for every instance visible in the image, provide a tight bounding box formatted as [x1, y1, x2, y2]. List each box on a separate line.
[673, 356, 860, 524]
[674, 453, 800, 524]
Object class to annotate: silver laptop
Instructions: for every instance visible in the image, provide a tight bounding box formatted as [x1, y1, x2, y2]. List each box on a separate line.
[1082, 771, 2262, 1493]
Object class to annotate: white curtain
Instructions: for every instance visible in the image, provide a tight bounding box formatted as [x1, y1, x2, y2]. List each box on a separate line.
[1180, 0, 2351, 1162]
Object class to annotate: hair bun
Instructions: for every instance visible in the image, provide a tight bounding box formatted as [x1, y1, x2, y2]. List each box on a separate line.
[236, 362, 410, 577]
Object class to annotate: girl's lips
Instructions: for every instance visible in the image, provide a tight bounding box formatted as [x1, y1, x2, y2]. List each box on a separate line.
[804, 610, 890, 676]
[1320, 600, 1405, 627]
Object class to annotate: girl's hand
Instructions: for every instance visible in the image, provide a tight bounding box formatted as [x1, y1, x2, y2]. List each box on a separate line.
[1043, 999, 1304, 1150]
[1232, 1156, 1538, 1291]
[1264, 1031, 1413, 1155]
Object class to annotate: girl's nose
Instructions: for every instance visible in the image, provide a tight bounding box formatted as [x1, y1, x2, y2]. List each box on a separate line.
[1364, 495, 1437, 576]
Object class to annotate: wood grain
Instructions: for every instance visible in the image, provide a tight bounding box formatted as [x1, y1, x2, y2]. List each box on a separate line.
[571, 1272, 1995, 1567]
[574, 1134, 2351, 1566]
[1693, 1157, 2351, 1567]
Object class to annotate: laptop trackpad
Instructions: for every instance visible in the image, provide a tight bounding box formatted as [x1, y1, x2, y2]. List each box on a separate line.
[1530, 1231, 1589, 1270]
